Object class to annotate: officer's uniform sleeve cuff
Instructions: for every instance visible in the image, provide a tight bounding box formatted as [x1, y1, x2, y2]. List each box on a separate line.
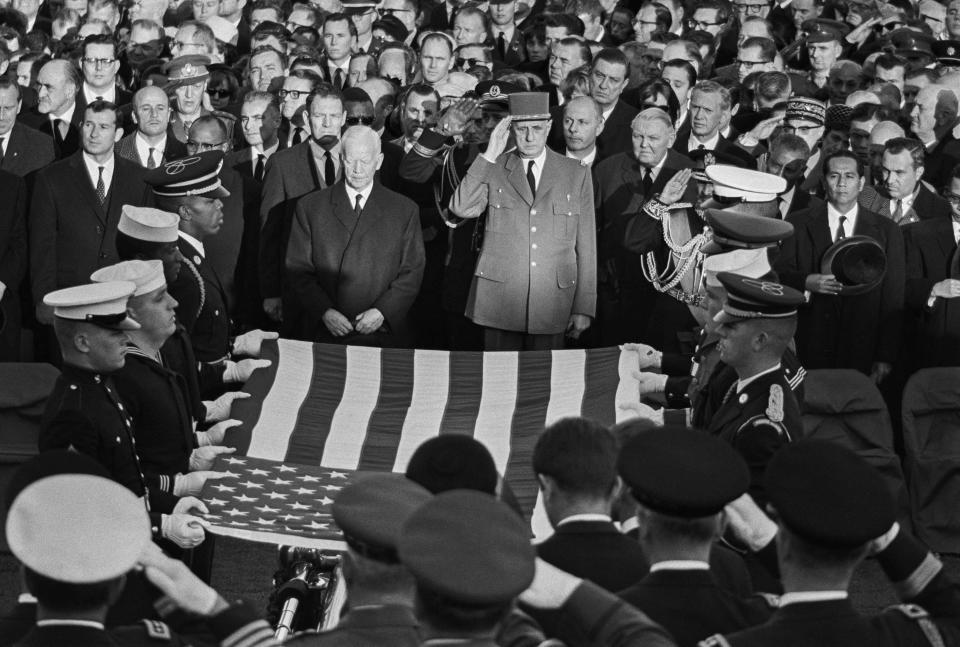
[878, 530, 943, 599]
[663, 408, 690, 426]
[207, 602, 276, 647]
[414, 128, 450, 156]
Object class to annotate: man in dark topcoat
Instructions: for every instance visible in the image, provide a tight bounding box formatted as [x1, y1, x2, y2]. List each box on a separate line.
[0, 80, 56, 180]
[0, 168, 26, 361]
[285, 125, 425, 347]
[18, 59, 84, 160]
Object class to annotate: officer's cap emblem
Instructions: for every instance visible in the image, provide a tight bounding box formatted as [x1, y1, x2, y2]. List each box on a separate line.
[164, 156, 202, 175]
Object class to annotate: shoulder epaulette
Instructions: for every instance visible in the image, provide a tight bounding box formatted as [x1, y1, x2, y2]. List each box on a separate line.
[886, 603, 945, 647]
[766, 383, 784, 422]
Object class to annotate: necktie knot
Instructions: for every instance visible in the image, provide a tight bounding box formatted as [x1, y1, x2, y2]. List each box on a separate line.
[835, 215, 847, 242]
[147, 147, 157, 169]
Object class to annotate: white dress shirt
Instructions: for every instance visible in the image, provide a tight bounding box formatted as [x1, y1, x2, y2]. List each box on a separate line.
[737, 362, 781, 393]
[779, 187, 796, 219]
[890, 189, 918, 220]
[48, 102, 76, 136]
[180, 231, 205, 258]
[687, 131, 721, 152]
[82, 152, 115, 196]
[251, 140, 280, 164]
[135, 132, 167, 167]
[519, 148, 547, 189]
[827, 202, 859, 240]
[556, 513, 612, 527]
[83, 82, 117, 104]
[566, 147, 597, 167]
[953, 220, 960, 244]
[345, 182, 374, 211]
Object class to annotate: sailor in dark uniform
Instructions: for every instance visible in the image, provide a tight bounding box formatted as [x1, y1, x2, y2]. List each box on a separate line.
[617, 427, 776, 647]
[701, 440, 960, 647]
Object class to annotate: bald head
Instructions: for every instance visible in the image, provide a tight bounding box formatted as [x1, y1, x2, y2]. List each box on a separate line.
[133, 85, 168, 109]
[341, 125, 382, 190]
[132, 85, 170, 138]
[37, 59, 80, 116]
[845, 90, 880, 107]
[869, 120, 905, 146]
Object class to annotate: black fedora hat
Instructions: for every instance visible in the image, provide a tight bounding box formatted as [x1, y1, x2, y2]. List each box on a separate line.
[820, 235, 886, 296]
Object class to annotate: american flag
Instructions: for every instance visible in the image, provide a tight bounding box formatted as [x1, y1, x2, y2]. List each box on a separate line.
[214, 339, 641, 544]
[201, 455, 355, 549]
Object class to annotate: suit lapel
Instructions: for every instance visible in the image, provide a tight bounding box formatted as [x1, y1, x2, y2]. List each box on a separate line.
[536, 151, 561, 200]
[352, 184, 381, 240]
[505, 154, 534, 204]
[304, 143, 324, 189]
[934, 216, 956, 260]
[331, 183, 353, 229]
[809, 205, 833, 256]
[68, 154, 108, 224]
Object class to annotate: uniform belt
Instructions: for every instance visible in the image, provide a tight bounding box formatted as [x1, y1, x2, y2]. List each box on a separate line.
[667, 287, 704, 307]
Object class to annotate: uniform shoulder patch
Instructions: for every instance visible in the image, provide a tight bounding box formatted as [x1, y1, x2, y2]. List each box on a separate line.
[141, 619, 172, 640]
[699, 634, 733, 647]
[766, 384, 784, 422]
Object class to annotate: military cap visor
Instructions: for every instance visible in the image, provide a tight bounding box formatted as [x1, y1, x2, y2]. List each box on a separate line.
[146, 151, 231, 199]
[43, 281, 141, 330]
[702, 209, 794, 255]
[714, 272, 804, 324]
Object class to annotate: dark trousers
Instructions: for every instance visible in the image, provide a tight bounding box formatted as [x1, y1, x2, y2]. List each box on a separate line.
[483, 328, 565, 351]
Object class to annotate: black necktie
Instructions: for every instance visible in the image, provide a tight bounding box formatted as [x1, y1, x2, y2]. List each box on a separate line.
[254, 154, 265, 182]
[835, 215, 847, 242]
[53, 118, 64, 144]
[292, 127, 303, 146]
[324, 151, 336, 186]
[640, 167, 653, 196]
[526, 160, 536, 196]
[95, 166, 106, 204]
[334, 68, 344, 89]
[497, 31, 507, 59]
[354, 193, 363, 218]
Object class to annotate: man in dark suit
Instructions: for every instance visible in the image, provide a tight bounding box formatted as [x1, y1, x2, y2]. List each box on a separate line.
[776, 150, 905, 379]
[765, 134, 823, 219]
[18, 59, 83, 160]
[538, 37, 592, 108]
[671, 81, 752, 167]
[860, 137, 953, 225]
[902, 167, 960, 369]
[618, 427, 774, 647]
[532, 417, 650, 593]
[260, 83, 344, 330]
[115, 86, 188, 169]
[488, 0, 525, 67]
[593, 108, 699, 346]
[549, 48, 637, 162]
[0, 79, 56, 179]
[76, 34, 134, 111]
[30, 100, 152, 327]
[285, 125, 425, 346]
[0, 168, 27, 361]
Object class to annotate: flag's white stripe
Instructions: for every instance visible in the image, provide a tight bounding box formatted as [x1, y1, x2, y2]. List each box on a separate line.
[321, 346, 383, 469]
[207, 525, 347, 551]
[473, 352, 519, 474]
[392, 350, 450, 472]
[545, 349, 587, 425]
[246, 339, 316, 460]
[615, 347, 641, 423]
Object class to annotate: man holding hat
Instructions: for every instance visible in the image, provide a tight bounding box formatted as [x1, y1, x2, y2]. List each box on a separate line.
[618, 427, 775, 646]
[38, 281, 211, 551]
[701, 440, 960, 646]
[775, 149, 904, 380]
[449, 91, 597, 350]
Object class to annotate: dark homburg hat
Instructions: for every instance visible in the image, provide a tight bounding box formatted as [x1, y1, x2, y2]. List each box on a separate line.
[820, 235, 886, 296]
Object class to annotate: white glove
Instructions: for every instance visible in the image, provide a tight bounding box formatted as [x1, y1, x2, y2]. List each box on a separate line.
[139, 543, 226, 616]
[173, 496, 209, 516]
[189, 446, 236, 471]
[634, 370, 669, 396]
[619, 400, 665, 425]
[724, 493, 778, 552]
[231, 329, 279, 358]
[620, 342, 662, 369]
[173, 471, 233, 497]
[518, 558, 583, 609]
[222, 359, 271, 383]
[161, 513, 209, 549]
[196, 419, 241, 446]
[203, 391, 250, 423]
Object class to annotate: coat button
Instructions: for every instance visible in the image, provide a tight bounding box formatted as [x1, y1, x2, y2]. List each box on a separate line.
[531, 226, 537, 232]
[531, 261, 537, 267]
[532, 244, 538, 249]
[97, 226, 103, 234]
[530, 209, 537, 216]
[100, 252, 107, 259]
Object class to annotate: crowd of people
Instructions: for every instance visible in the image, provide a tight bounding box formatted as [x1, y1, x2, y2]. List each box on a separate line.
[1, 0, 960, 643]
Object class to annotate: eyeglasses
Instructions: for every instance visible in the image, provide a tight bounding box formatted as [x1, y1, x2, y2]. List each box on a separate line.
[688, 19, 723, 29]
[633, 19, 659, 26]
[736, 58, 771, 68]
[733, 2, 768, 14]
[81, 57, 116, 68]
[278, 89, 307, 100]
[379, 7, 413, 14]
[186, 140, 227, 150]
[206, 88, 231, 98]
[456, 57, 484, 68]
[344, 115, 375, 125]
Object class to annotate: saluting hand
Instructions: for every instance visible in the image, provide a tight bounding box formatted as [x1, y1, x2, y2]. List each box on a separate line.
[437, 97, 480, 137]
[659, 168, 692, 205]
[482, 116, 512, 162]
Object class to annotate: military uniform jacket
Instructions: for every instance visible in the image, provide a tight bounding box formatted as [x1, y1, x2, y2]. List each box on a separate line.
[706, 367, 802, 504]
[284, 605, 420, 646]
[39, 365, 178, 515]
[449, 150, 597, 334]
[619, 569, 774, 647]
[114, 345, 197, 477]
[169, 236, 232, 362]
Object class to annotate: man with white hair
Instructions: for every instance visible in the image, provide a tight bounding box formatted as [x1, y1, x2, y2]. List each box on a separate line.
[910, 84, 960, 188]
[286, 126, 425, 346]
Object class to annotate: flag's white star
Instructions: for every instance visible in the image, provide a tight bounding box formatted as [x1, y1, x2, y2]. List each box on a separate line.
[283, 514, 303, 522]
[248, 468, 270, 476]
[293, 487, 315, 496]
[327, 471, 348, 479]
[214, 484, 236, 493]
[265, 491, 288, 500]
[223, 508, 248, 517]
[234, 494, 257, 503]
[297, 474, 321, 482]
[206, 497, 228, 506]
[254, 517, 278, 525]
[225, 457, 247, 465]
[306, 520, 329, 530]
[322, 485, 342, 492]
[317, 496, 334, 506]
[242, 480, 264, 489]
[269, 478, 293, 486]
[254, 504, 280, 514]
[288, 501, 311, 510]
[278, 465, 298, 473]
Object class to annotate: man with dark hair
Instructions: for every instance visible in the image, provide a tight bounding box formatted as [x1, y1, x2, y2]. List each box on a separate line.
[78, 34, 132, 110]
[538, 36, 591, 107]
[0, 77, 56, 178]
[532, 417, 649, 592]
[776, 150, 905, 379]
[323, 12, 357, 89]
[30, 100, 152, 327]
[861, 136, 952, 224]
[278, 69, 322, 148]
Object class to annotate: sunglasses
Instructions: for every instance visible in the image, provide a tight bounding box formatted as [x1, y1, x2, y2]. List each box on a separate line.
[344, 115, 375, 125]
[456, 57, 485, 68]
[206, 89, 231, 98]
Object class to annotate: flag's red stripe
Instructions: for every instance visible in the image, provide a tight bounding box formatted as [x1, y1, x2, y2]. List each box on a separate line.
[439, 350, 485, 435]
[229, 339, 282, 455]
[284, 344, 348, 465]
[581, 348, 619, 425]
[357, 349, 416, 471]
[504, 351, 554, 518]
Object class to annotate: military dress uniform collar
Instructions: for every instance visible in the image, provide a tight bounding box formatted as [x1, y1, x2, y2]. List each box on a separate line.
[61, 362, 112, 385]
[36, 619, 106, 630]
[779, 590, 848, 606]
[649, 560, 710, 572]
[737, 362, 781, 393]
[179, 230, 205, 258]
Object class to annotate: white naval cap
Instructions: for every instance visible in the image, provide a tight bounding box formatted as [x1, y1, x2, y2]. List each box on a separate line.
[706, 165, 788, 203]
[6, 473, 151, 583]
[42, 281, 141, 330]
[118, 205, 180, 244]
[702, 249, 772, 287]
[91, 260, 166, 297]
